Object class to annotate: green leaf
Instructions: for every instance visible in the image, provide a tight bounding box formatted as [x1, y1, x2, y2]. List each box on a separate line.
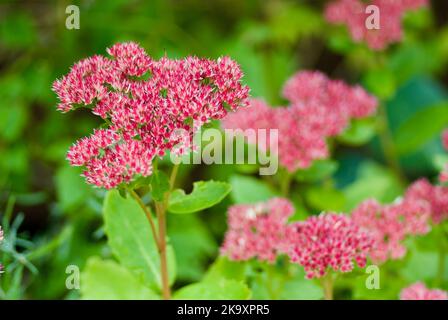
[168, 214, 217, 282]
[168, 180, 231, 214]
[279, 279, 323, 300]
[295, 160, 338, 182]
[343, 162, 403, 210]
[103, 190, 176, 290]
[81, 258, 159, 300]
[402, 242, 448, 283]
[305, 186, 346, 212]
[173, 279, 251, 300]
[338, 118, 377, 146]
[55, 166, 91, 212]
[229, 175, 277, 204]
[150, 170, 170, 201]
[394, 103, 448, 155]
[363, 70, 396, 99]
[0, 102, 28, 142]
[203, 256, 247, 282]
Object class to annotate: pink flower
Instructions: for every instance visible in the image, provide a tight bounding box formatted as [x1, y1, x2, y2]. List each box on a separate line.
[286, 213, 373, 279]
[400, 282, 448, 300]
[222, 71, 377, 172]
[53, 42, 249, 189]
[283, 71, 378, 136]
[325, 0, 428, 50]
[405, 179, 448, 225]
[222, 98, 329, 171]
[220, 198, 294, 263]
[352, 196, 430, 264]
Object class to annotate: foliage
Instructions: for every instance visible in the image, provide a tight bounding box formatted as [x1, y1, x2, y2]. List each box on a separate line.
[1, 0, 448, 300]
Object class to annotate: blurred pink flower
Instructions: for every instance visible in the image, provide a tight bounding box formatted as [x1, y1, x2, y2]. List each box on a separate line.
[53, 42, 249, 189]
[352, 196, 430, 264]
[325, 0, 428, 50]
[220, 198, 294, 263]
[406, 179, 448, 224]
[286, 213, 373, 279]
[400, 282, 447, 300]
[283, 71, 378, 136]
[222, 98, 329, 171]
[222, 71, 377, 172]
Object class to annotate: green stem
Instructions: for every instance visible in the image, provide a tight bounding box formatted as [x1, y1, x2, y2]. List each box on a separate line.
[322, 274, 334, 300]
[155, 201, 170, 300]
[280, 170, 292, 197]
[437, 231, 446, 287]
[157, 164, 180, 300]
[131, 164, 180, 300]
[130, 190, 160, 249]
[263, 263, 278, 300]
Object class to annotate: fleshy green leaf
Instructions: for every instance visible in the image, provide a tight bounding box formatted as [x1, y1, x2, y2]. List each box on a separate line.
[343, 162, 403, 210]
[55, 166, 91, 212]
[295, 160, 338, 182]
[103, 190, 176, 290]
[229, 175, 277, 204]
[173, 279, 251, 300]
[150, 170, 170, 201]
[168, 214, 217, 282]
[203, 256, 247, 282]
[394, 103, 448, 155]
[338, 118, 377, 146]
[81, 258, 159, 300]
[168, 180, 231, 214]
[363, 70, 396, 99]
[305, 186, 346, 212]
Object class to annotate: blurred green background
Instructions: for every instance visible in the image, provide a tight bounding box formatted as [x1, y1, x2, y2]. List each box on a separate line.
[1, 0, 448, 299]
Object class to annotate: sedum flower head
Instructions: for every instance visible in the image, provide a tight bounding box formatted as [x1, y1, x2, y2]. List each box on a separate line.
[222, 71, 377, 172]
[286, 213, 373, 279]
[400, 282, 448, 300]
[325, 0, 428, 50]
[220, 198, 294, 263]
[352, 195, 430, 264]
[53, 42, 249, 189]
[405, 179, 448, 225]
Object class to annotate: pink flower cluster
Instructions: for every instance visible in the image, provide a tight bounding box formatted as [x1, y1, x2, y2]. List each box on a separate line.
[352, 194, 430, 264]
[220, 198, 294, 263]
[53, 42, 249, 188]
[440, 130, 448, 183]
[222, 71, 377, 172]
[221, 200, 374, 279]
[400, 282, 448, 300]
[406, 179, 448, 224]
[325, 0, 429, 50]
[286, 213, 373, 279]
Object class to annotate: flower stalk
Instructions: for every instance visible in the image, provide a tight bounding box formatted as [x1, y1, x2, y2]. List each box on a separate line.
[131, 164, 180, 300]
[322, 273, 334, 300]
